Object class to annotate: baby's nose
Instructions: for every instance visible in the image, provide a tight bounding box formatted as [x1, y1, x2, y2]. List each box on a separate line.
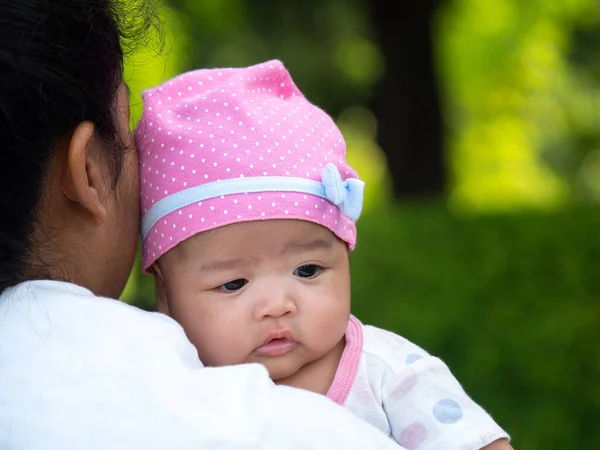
[255, 290, 297, 320]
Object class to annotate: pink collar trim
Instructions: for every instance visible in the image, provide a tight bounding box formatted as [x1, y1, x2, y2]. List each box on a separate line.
[325, 315, 363, 405]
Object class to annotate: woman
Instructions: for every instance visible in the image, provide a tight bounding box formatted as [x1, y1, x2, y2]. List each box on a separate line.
[0, 1, 401, 448]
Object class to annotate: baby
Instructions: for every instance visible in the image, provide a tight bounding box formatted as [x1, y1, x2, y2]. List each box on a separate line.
[135, 60, 511, 450]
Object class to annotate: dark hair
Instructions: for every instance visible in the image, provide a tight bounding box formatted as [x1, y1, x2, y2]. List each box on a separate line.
[0, 0, 159, 292]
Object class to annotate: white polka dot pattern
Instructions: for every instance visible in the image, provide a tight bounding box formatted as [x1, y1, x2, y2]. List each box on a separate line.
[135, 60, 360, 271]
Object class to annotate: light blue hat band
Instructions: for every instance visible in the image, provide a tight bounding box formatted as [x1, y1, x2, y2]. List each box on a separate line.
[141, 163, 364, 240]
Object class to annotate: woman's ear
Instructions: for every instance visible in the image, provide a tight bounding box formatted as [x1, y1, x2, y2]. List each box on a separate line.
[61, 121, 108, 224]
[152, 263, 170, 315]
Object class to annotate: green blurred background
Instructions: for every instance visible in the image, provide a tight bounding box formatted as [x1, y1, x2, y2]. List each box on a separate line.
[121, 0, 600, 447]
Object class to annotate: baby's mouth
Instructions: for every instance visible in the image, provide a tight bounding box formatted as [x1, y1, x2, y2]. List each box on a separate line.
[255, 330, 298, 357]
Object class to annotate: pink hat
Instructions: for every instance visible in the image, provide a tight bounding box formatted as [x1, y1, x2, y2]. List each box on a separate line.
[135, 60, 364, 272]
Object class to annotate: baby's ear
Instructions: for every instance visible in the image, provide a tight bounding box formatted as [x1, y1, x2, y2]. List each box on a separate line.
[152, 263, 170, 315]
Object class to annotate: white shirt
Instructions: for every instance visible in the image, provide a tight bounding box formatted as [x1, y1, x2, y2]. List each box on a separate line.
[0, 280, 402, 450]
[325, 316, 509, 449]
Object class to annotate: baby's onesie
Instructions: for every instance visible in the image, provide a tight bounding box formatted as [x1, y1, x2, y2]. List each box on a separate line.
[326, 316, 509, 449]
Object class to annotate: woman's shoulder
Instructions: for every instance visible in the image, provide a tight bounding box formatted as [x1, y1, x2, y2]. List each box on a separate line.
[0, 279, 192, 354]
[0, 279, 201, 377]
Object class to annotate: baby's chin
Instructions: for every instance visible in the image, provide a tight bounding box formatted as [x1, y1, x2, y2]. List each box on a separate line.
[249, 354, 306, 383]
[266, 364, 298, 383]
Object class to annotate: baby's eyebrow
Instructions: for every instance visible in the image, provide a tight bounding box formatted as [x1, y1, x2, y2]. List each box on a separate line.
[199, 257, 257, 273]
[281, 238, 334, 254]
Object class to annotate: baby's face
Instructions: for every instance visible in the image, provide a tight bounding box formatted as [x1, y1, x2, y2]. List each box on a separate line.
[155, 219, 351, 381]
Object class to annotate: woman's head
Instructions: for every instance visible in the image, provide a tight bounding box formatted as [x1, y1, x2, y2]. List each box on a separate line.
[0, 0, 158, 297]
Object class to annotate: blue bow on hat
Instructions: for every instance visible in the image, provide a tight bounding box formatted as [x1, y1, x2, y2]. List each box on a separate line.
[321, 163, 365, 221]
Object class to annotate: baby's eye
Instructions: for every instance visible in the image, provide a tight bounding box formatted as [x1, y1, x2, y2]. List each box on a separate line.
[293, 264, 323, 279]
[218, 279, 248, 292]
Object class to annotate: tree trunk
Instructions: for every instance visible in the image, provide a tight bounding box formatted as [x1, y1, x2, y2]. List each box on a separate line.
[366, 0, 446, 199]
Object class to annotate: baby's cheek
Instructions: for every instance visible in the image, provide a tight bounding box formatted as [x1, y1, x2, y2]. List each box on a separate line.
[310, 303, 349, 354]
[320, 287, 351, 330]
[192, 323, 247, 367]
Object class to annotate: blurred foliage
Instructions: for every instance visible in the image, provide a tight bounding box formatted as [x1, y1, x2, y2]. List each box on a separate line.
[438, 0, 600, 211]
[120, 0, 600, 448]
